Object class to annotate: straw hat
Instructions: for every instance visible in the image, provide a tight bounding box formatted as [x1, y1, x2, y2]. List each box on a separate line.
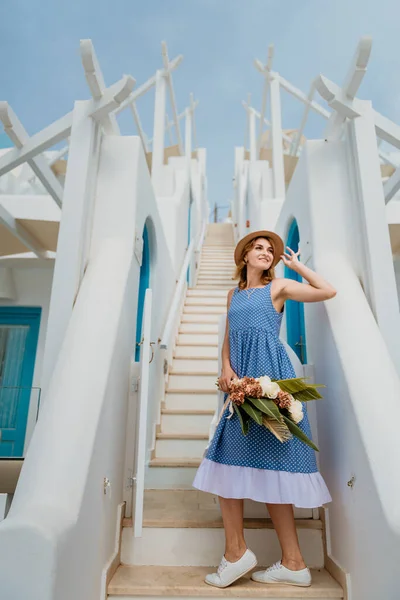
[234, 230, 284, 268]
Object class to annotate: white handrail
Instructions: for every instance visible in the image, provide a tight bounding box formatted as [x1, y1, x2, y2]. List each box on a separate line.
[159, 237, 196, 350]
[196, 220, 207, 252]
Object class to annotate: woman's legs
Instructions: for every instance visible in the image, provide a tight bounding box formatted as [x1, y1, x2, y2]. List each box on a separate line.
[219, 497, 247, 562]
[266, 503, 307, 570]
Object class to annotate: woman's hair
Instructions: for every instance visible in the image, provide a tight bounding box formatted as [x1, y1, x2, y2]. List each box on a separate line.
[233, 236, 276, 290]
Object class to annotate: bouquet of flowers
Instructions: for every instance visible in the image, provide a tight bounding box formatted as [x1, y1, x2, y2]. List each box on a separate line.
[216, 375, 324, 451]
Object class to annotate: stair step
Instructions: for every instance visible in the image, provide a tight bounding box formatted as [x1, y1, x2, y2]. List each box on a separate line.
[164, 391, 217, 411]
[179, 323, 219, 334]
[149, 457, 202, 467]
[121, 527, 324, 568]
[108, 565, 343, 598]
[167, 373, 217, 390]
[155, 434, 208, 459]
[171, 358, 218, 372]
[196, 284, 233, 290]
[185, 297, 226, 306]
[181, 314, 222, 324]
[186, 290, 228, 297]
[140, 489, 315, 520]
[174, 346, 218, 359]
[183, 306, 226, 314]
[177, 334, 218, 346]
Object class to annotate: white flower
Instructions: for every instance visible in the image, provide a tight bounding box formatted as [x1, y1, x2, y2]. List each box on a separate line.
[259, 377, 280, 399]
[288, 399, 304, 424]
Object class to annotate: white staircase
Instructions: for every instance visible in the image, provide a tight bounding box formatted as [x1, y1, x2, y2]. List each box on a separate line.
[108, 224, 344, 599]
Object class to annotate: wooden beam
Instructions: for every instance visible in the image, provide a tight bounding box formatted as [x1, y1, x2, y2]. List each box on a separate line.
[115, 55, 183, 115]
[384, 166, 400, 204]
[0, 111, 73, 177]
[162, 42, 183, 155]
[80, 39, 120, 134]
[0, 103, 64, 206]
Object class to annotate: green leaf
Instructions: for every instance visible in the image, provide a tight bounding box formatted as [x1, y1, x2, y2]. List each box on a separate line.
[233, 404, 250, 435]
[282, 415, 319, 452]
[273, 377, 325, 401]
[241, 401, 263, 425]
[248, 397, 282, 422]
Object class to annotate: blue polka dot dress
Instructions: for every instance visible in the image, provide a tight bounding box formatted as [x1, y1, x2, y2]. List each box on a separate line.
[193, 282, 332, 508]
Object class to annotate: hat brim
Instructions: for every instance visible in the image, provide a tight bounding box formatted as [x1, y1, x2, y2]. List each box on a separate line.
[234, 230, 284, 267]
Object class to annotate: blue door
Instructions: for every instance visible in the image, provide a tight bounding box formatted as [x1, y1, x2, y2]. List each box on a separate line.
[285, 221, 307, 363]
[135, 226, 150, 362]
[0, 307, 41, 457]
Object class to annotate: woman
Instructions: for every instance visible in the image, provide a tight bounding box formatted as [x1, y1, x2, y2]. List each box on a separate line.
[193, 230, 336, 589]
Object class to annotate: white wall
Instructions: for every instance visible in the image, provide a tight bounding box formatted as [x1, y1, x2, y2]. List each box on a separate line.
[0, 136, 186, 600]
[276, 139, 400, 600]
[0, 266, 54, 452]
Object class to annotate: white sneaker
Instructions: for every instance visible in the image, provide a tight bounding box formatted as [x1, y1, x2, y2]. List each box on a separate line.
[205, 549, 258, 588]
[251, 561, 312, 587]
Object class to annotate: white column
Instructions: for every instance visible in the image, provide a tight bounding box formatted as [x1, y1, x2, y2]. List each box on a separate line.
[249, 109, 257, 161]
[41, 101, 98, 394]
[270, 78, 285, 199]
[350, 101, 400, 372]
[151, 70, 166, 182]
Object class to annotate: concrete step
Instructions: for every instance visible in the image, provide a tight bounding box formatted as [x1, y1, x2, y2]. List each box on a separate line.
[137, 489, 316, 521]
[171, 358, 218, 372]
[164, 390, 217, 411]
[174, 345, 219, 359]
[183, 305, 226, 314]
[179, 323, 219, 335]
[181, 313, 222, 324]
[160, 410, 214, 435]
[167, 373, 216, 391]
[186, 290, 228, 297]
[185, 297, 226, 306]
[146, 461, 200, 489]
[177, 333, 218, 347]
[108, 565, 342, 598]
[121, 525, 325, 568]
[155, 433, 208, 459]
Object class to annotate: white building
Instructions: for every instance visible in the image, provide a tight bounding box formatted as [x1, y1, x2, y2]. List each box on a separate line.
[0, 36, 399, 600]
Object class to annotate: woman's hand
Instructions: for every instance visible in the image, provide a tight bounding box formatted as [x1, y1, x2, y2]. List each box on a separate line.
[280, 246, 301, 271]
[218, 366, 238, 393]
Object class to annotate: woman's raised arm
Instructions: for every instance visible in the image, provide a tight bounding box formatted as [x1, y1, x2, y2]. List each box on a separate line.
[276, 247, 337, 304]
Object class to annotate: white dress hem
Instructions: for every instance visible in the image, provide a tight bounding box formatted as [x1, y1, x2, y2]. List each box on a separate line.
[193, 458, 332, 509]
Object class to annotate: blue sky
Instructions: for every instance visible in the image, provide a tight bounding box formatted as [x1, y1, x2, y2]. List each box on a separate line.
[1, 0, 400, 213]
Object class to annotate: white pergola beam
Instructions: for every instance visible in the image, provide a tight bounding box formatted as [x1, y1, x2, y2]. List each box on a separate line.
[0, 103, 64, 206]
[374, 111, 400, 150]
[148, 103, 198, 144]
[0, 75, 134, 181]
[256, 44, 274, 156]
[115, 55, 183, 115]
[80, 39, 120, 135]
[80, 39, 106, 99]
[0, 111, 73, 177]
[342, 36, 372, 100]
[190, 93, 198, 150]
[271, 72, 330, 119]
[89, 75, 135, 123]
[0, 204, 48, 258]
[162, 42, 183, 155]
[242, 101, 293, 147]
[130, 103, 149, 152]
[384, 167, 400, 204]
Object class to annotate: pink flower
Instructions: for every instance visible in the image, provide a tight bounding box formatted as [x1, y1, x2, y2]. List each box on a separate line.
[274, 390, 292, 409]
[229, 390, 245, 406]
